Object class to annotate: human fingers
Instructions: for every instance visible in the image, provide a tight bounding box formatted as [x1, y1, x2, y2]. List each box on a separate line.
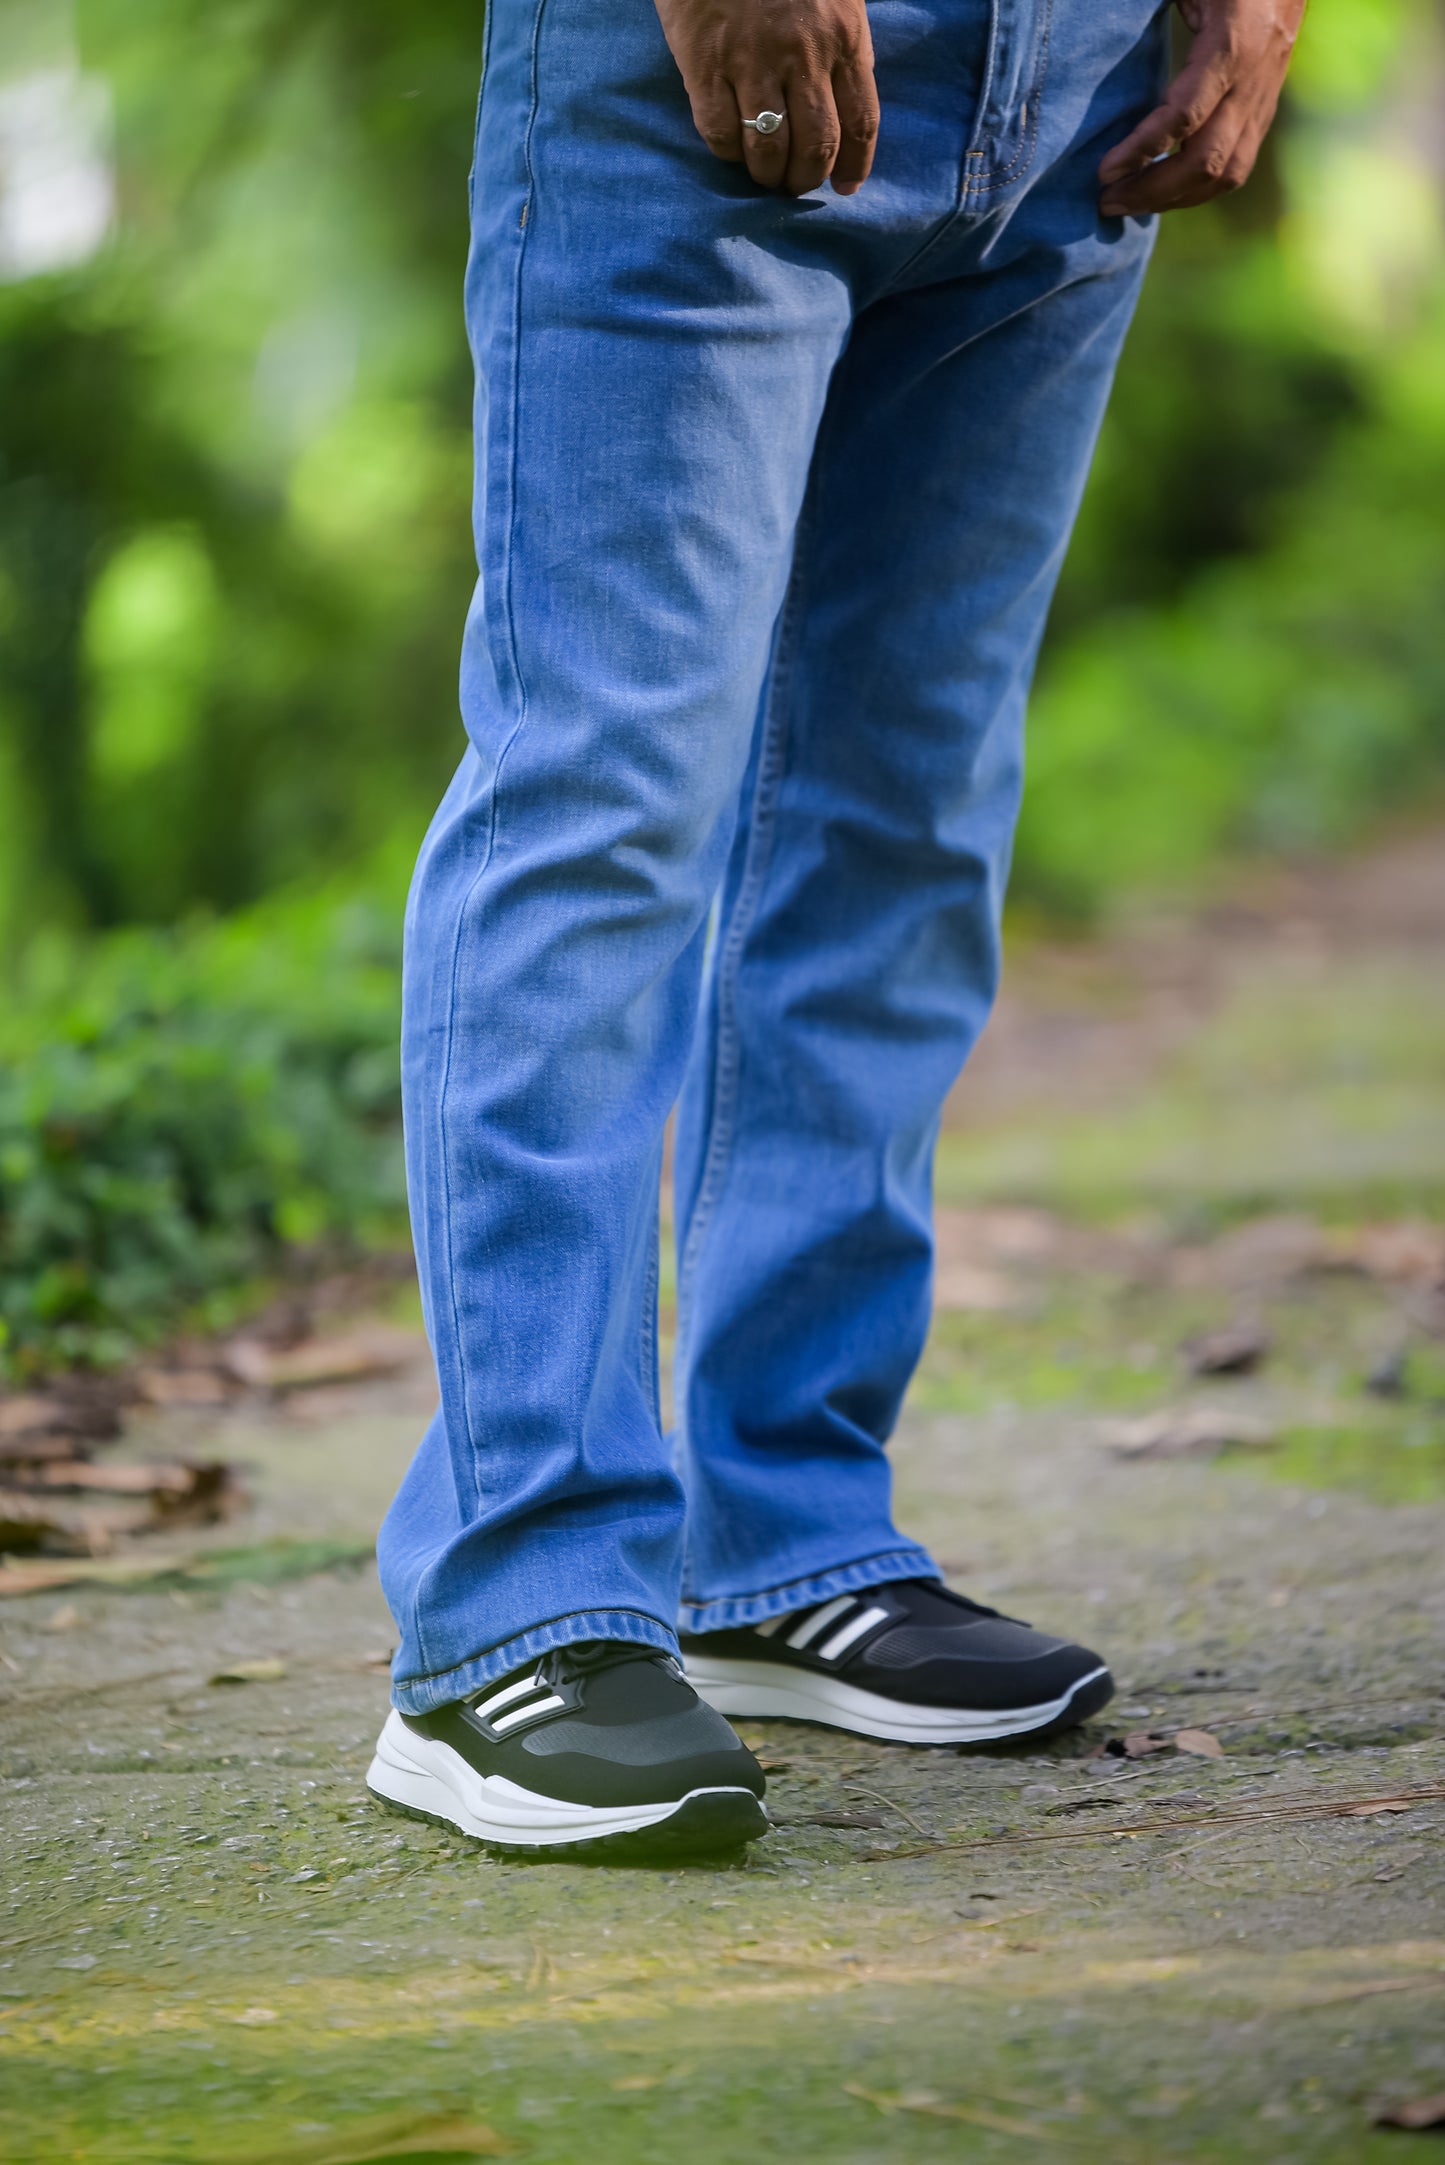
[1099, 95, 1255, 215]
[653, 0, 879, 191]
[1096, 42, 1235, 196]
[687, 76, 746, 165]
[831, 54, 880, 193]
[783, 77, 843, 195]
[732, 79, 790, 188]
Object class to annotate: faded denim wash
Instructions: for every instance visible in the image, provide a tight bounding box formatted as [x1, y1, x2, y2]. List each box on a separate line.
[378, 0, 1166, 1712]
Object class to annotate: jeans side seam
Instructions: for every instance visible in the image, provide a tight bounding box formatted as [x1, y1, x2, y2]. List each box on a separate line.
[427, 2, 547, 1665]
[639, 1143, 662, 1431]
[673, 495, 815, 1368]
[496, 0, 547, 727]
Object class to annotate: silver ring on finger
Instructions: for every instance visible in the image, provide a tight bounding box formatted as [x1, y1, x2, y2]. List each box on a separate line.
[742, 109, 785, 136]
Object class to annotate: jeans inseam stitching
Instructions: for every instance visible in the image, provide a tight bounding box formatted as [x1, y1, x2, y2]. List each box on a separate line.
[424, 0, 547, 1670]
[673, 492, 816, 1366]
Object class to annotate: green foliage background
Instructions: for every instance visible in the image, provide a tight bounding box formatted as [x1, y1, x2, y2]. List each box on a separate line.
[0, 894, 404, 1371]
[0, 0, 1442, 1367]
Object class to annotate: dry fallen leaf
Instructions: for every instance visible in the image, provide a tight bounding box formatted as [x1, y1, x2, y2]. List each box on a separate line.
[1100, 1727, 1223, 1762]
[1177, 1213, 1327, 1291]
[0, 1431, 82, 1466]
[1374, 2093, 1445, 2130]
[43, 1602, 83, 1632]
[0, 1460, 239, 1555]
[0, 1395, 120, 1444]
[0, 1552, 207, 1596]
[935, 1205, 1067, 1267]
[137, 1368, 230, 1407]
[930, 1262, 1021, 1313]
[1181, 1321, 1271, 1377]
[1331, 1222, 1445, 1288]
[209, 1658, 287, 1686]
[20, 1458, 224, 1499]
[0, 1396, 64, 1438]
[1103, 1407, 1277, 1461]
[223, 1329, 421, 1393]
[0, 1488, 154, 1555]
[1123, 1731, 1176, 1759]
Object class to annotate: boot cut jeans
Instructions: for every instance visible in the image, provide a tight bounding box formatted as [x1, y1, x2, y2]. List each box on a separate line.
[379, 0, 1166, 1712]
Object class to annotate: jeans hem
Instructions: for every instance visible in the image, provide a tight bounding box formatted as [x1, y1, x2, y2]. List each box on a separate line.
[391, 1607, 678, 1715]
[677, 1544, 939, 1635]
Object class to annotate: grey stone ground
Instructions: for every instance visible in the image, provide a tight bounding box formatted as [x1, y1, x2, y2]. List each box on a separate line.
[1, 837, 1442, 2164]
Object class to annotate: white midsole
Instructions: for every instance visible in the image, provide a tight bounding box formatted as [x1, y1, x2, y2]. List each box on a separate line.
[366, 1709, 758, 1846]
[682, 1656, 1109, 1743]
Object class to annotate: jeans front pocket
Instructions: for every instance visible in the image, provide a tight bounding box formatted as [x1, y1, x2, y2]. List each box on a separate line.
[962, 0, 1054, 204]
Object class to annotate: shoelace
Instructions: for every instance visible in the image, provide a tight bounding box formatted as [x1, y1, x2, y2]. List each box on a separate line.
[923, 1582, 1006, 1622]
[539, 1639, 676, 1690]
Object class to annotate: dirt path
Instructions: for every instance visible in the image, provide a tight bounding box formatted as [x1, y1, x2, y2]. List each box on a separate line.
[1, 836, 1442, 2165]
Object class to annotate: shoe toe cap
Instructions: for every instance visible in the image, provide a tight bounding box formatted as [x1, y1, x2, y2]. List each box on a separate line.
[519, 1700, 766, 1805]
[858, 1617, 1111, 1712]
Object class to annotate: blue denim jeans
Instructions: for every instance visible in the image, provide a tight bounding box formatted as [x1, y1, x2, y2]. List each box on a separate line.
[378, 0, 1165, 1712]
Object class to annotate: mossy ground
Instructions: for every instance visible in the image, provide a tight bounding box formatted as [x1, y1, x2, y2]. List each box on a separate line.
[2, 842, 1442, 2163]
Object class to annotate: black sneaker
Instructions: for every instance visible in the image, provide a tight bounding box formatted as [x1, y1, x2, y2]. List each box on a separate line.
[679, 1579, 1112, 1745]
[367, 1640, 768, 1859]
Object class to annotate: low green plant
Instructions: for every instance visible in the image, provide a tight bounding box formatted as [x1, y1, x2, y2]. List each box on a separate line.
[1015, 297, 1445, 917]
[0, 889, 405, 1377]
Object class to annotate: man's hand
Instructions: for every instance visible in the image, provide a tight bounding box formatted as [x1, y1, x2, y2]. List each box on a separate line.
[1098, 0, 1305, 217]
[654, 0, 879, 196]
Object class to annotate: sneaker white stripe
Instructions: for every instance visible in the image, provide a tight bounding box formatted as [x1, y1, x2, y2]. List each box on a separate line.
[816, 1604, 890, 1664]
[490, 1692, 567, 1733]
[785, 1596, 857, 1650]
[474, 1672, 546, 1718]
[753, 1616, 785, 1638]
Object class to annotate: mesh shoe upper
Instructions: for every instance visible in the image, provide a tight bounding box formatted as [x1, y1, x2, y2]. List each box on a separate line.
[403, 1641, 765, 1809]
[680, 1578, 1109, 1713]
